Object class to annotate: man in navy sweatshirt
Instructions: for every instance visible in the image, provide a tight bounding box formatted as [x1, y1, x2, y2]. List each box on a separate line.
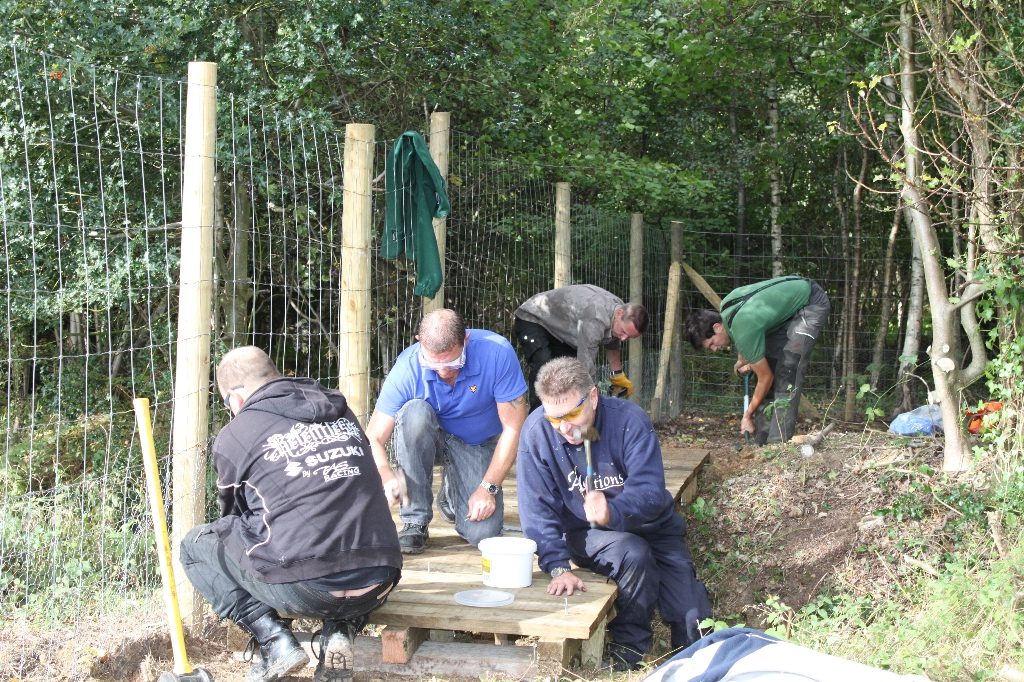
[180, 346, 402, 682]
[516, 357, 710, 671]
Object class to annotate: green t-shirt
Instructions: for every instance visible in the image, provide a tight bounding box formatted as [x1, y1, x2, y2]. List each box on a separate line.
[721, 277, 811, 363]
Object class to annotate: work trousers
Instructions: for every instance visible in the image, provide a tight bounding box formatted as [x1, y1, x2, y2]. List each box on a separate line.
[180, 524, 399, 629]
[565, 511, 711, 665]
[393, 399, 504, 545]
[756, 280, 831, 444]
[512, 317, 576, 409]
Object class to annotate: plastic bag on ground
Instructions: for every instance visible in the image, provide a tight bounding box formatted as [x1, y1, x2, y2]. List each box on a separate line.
[888, 404, 943, 436]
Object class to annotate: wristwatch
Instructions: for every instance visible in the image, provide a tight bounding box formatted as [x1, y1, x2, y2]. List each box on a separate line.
[550, 566, 572, 579]
[480, 480, 500, 495]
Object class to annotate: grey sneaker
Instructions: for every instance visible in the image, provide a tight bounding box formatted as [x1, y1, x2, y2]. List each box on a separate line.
[436, 472, 456, 524]
[398, 522, 428, 554]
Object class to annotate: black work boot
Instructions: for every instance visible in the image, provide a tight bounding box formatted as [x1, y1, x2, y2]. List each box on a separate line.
[239, 612, 309, 682]
[313, 618, 360, 681]
[398, 522, 428, 554]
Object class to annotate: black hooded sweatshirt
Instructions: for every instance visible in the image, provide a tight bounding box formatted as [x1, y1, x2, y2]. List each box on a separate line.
[211, 377, 402, 583]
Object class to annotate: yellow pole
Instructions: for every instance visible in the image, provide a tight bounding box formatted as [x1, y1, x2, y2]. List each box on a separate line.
[134, 398, 193, 675]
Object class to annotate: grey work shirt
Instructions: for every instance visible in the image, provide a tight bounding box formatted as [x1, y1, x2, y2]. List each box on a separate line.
[514, 284, 623, 378]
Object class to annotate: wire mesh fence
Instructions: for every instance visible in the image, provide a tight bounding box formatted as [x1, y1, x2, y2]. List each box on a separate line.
[0, 46, 914, 678]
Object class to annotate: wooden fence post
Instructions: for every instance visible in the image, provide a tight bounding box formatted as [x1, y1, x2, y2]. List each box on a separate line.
[423, 111, 450, 316]
[172, 61, 217, 627]
[340, 123, 375, 425]
[628, 212, 644, 401]
[651, 263, 681, 422]
[554, 182, 571, 288]
[670, 221, 685, 415]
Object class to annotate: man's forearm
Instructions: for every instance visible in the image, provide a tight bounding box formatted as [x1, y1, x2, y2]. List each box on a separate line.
[747, 362, 773, 416]
[483, 429, 519, 485]
[365, 412, 396, 472]
[606, 348, 623, 372]
[486, 395, 528, 485]
[369, 439, 392, 472]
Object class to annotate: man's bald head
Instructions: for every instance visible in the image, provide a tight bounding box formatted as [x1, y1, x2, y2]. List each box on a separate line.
[216, 346, 282, 395]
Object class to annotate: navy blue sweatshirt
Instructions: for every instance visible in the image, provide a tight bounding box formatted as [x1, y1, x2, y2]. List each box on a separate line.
[516, 395, 675, 572]
[212, 378, 402, 583]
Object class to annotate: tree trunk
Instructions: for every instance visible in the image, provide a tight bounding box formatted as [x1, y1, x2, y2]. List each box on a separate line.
[843, 148, 867, 420]
[768, 86, 783, 277]
[730, 100, 747, 290]
[898, 2, 968, 470]
[832, 152, 850, 401]
[869, 205, 901, 390]
[958, 203, 988, 386]
[896, 213, 924, 415]
[228, 174, 253, 346]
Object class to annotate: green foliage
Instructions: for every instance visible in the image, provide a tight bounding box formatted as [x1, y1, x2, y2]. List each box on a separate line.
[688, 496, 714, 523]
[0, 476, 157, 619]
[761, 595, 793, 639]
[782, 531, 1024, 679]
[857, 383, 886, 422]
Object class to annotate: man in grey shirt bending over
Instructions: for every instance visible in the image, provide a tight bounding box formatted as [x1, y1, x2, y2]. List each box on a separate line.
[513, 284, 648, 408]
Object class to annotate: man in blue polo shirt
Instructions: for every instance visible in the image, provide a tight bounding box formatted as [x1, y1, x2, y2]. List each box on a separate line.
[366, 309, 530, 554]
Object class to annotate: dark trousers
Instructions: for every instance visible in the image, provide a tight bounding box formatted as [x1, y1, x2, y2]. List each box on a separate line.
[512, 317, 576, 408]
[565, 511, 711, 664]
[756, 281, 831, 444]
[180, 524, 399, 628]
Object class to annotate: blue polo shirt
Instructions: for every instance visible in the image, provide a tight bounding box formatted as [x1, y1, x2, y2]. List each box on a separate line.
[374, 329, 528, 445]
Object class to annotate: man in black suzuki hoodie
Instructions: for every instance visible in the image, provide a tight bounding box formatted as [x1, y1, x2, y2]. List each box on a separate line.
[180, 346, 402, 682]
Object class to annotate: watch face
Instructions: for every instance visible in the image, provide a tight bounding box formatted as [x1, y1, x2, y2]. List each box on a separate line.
[484, 483, 499, 495]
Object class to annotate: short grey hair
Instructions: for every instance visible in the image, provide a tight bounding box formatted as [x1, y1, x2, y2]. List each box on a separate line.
[535, 357, 595, 402]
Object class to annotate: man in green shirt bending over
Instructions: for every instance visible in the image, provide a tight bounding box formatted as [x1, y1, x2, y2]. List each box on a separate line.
[684, 276, 831, 445]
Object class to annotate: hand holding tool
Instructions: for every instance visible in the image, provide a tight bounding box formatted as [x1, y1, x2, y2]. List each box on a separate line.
[576, 425, 601, 528]
[384, 467, 410, 506]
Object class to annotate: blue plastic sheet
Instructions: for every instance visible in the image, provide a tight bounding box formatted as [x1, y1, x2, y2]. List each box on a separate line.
[888, 404, 943, 436]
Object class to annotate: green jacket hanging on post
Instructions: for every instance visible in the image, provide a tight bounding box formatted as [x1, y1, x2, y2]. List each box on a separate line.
[383, 131, 450, 298]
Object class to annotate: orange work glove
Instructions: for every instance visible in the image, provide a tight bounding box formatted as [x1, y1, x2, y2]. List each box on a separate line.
[609, 371, 633, 398]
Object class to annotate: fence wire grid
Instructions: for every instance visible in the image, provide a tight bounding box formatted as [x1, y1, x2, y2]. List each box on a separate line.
[1, 47, 916, 679]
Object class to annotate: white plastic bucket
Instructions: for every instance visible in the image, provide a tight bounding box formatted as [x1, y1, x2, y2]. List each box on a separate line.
[478, 537, 537, 588]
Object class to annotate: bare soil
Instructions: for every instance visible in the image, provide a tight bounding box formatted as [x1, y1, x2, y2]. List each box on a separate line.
[664, 410, 949, 630]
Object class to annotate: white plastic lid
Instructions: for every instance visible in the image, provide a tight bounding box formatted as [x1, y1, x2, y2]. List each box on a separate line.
[478, 536, 537, 554]
[453, 589, 515, 608]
